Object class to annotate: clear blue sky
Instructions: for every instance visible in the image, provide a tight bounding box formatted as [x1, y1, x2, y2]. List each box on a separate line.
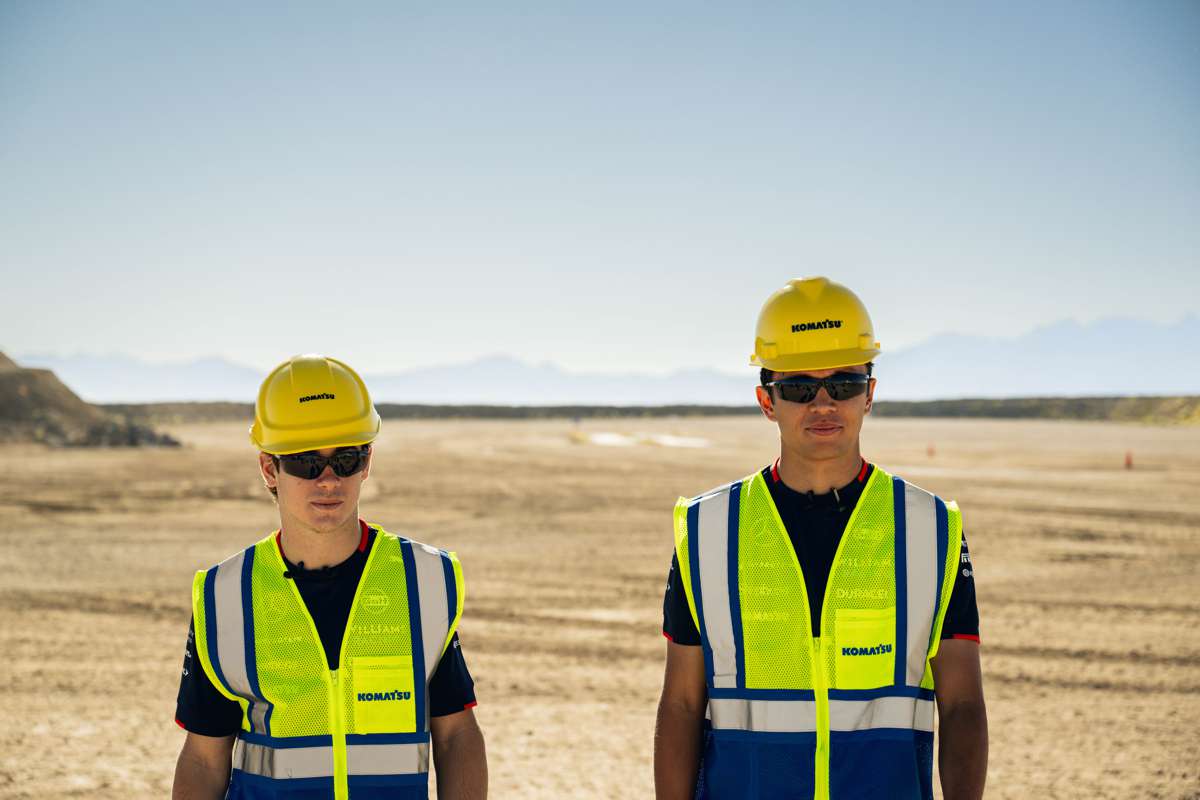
[2, 1, 1197, 374]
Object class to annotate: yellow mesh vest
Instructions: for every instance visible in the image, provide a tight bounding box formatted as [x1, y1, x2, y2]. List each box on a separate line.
[674, 465, 963, 800]
[192, 526, 462, 799]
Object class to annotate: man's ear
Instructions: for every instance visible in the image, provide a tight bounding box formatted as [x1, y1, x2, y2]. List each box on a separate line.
[864, 377, 877, 415]
[756, 385, 777, 422]
[259, 452, 278, 491]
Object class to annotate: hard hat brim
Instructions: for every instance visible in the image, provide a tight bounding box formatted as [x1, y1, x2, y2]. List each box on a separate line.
[250, 416, 381, 456]
[750, 346, 880, 373]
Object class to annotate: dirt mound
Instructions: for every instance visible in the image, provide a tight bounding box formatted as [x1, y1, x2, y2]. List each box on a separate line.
[0, 352, 179, 447]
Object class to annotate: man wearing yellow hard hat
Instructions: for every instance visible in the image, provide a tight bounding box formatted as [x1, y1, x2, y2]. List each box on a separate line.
[654, 279, 987, 799]
[171, 355, 487, 799]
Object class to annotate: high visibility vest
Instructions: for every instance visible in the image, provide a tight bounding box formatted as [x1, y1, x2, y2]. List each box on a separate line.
[673, 466, 962, 800]
[191, 524, 464, 800]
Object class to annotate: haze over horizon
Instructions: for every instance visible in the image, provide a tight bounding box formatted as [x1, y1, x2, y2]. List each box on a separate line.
[11, 313, 1199, 403]
[2, 3, 1197, 375]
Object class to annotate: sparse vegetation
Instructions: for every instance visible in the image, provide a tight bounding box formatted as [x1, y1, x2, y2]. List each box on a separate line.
[103, 396, 1200, 426]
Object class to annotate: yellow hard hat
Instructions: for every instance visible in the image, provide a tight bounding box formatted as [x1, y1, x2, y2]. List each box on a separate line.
[750, 277, 881, 371]
[249, 354, 382, 455]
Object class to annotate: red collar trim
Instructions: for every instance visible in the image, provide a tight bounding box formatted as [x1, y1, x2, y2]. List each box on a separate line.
[275, 519, 371, 561]
[770, 459, 870, 484]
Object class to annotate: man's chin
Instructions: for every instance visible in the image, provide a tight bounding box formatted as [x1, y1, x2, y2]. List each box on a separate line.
[299, 504, 354, 532]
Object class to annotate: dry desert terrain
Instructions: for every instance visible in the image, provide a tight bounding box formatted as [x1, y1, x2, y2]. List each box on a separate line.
[1, 417, 1198, 798]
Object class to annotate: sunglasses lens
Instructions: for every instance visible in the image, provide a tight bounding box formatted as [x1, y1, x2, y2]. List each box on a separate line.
[776, 383, 820, 403]
[279, 454, 322, 479]
[826, 377, 869, 401]
[330, 449, 366, 477]
[276, 448, 366, 480]
[772, 373, 869, 403]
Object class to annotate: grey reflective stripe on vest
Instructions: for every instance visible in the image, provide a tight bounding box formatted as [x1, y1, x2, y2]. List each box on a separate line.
[829, 696, 935, 733]
[693, 485, 738, 688]
[234, 740, 333, 779]
[410, 543, 453, 685]
[902, 482, 939, 686]
[347, 742, 431, 775]
[709, 697, 817, 732]
[233, 740, 430, 779]
[210, 549, 269, 734]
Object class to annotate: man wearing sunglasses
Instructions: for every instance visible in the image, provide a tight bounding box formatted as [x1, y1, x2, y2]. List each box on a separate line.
[171, 355, 487, 799]
[655, 278, 987, 799]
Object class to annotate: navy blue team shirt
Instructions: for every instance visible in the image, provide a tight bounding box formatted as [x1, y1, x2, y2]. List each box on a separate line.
[663, 462, 979, 644]
[176, 524, 476, 736]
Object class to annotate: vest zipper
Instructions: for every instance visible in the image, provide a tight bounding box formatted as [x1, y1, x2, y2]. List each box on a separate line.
[812, 637, 830, 800]
[330, 668, 348, 800]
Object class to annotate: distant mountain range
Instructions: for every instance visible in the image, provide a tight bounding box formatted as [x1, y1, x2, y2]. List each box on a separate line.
[13, 315, 1199, 404]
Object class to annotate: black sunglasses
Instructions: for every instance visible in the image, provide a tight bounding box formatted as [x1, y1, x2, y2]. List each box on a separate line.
[273, 446, 371, 480]
[765, 372, 871, 404]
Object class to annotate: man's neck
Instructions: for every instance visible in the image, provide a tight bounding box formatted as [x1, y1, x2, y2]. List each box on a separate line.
[776, 443, 864, 495]
[278, 514, 362, 569]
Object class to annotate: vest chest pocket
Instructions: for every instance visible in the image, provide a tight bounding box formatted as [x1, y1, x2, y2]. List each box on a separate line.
[351, 655, 417, 733]
[833, 609, 896, 689]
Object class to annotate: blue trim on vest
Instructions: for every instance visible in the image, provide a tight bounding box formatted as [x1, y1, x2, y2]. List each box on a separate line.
[708, 728, 819, 745]
[440, 551, 457, 633]
[726, 480, 745, 690]
[345, 732, 431, 745]
[708, 687, 817, 701]
[686, 499, 716, 685]
[830, 727, 926, 743]
[239, 545, 270, 736]
[707, 686, 933, 701]
[399, 539, 427, 730]
[932, 497, 949, 653]
[238, 731, 333, 748]
[892, 477, 908, 687]
[828, 686, 936, 701]
[203, 566, 234, 697]
[229, 769, 334, 790]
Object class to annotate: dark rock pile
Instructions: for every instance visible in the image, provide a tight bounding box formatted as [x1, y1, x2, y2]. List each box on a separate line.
[0, 353, 179, 447]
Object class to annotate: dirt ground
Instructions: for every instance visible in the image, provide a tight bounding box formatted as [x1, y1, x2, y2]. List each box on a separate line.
[1, 416, 1198, 799]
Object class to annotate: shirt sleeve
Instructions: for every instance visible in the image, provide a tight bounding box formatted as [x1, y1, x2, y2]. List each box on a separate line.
[662, 552, 701, 645]
[175, 617, 245, 736]
[428, 632, 477, 717]
[939, 532, 980, 642]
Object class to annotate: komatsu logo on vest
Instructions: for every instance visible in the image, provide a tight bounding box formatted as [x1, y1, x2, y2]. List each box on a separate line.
[298, 392, 336, 403]
[357, 689, 412, 702]
[842, 643, 892, 656]
[792, 318, 843, 333]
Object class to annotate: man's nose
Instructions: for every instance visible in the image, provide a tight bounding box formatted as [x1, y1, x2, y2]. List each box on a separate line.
[810, 386, 838, 409]
[314, 465, 339, 485]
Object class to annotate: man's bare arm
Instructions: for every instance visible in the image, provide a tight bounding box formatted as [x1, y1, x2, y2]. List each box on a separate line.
[931, 639, 988, 800]
[172, 731, 235, 800]
[654, 641, 707, 800]
[431, 707, 487, 799]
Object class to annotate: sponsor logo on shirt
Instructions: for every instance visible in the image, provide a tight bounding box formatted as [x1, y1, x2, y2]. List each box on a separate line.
[842, 643, 893, 656]
[362, 591, 390, 613]
[357, 689, 412, 702]
[834, 587, 890, 600]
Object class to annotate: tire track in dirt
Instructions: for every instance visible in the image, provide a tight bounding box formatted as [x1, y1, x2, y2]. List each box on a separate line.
[986, 671, 1199, 695]
[987, 597, 1200, 617]
[985, 643, 1200, 667]
[981, 501, 1200, 528]
[0, 589, 185, 621]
